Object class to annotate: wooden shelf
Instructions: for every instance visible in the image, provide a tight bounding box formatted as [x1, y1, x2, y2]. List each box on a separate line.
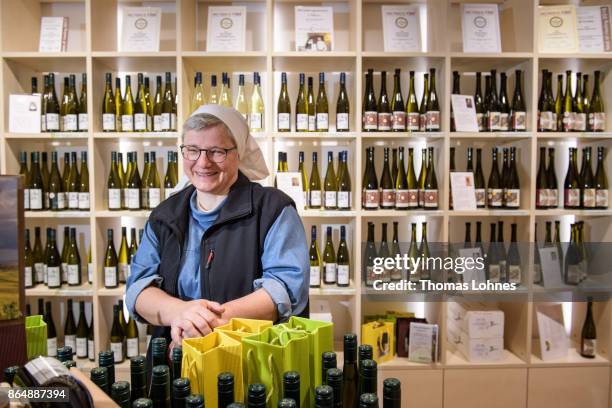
[299, 209, 357, 218]
[360, 209, 444, 217]
[26, 284, 94, 297]
[449, 209, 531, 216]
[445, 349, 527, 368]
[95, 210, 152, 218]
[361, 132, 444, 139]
[535, 209, 612, 217]
[25, 211, 91, 219]
[273, 132, 358, 140]
[93, 132, 179, 140]
[450, 132, 533, 139]
[5, 133, 89, 140]
[309, 284, 356, 296]
[530, 343, 610, 368]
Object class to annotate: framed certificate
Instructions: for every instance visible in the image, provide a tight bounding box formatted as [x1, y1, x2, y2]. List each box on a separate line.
[295, 6, 334, 52]
[381, 5, 422, 52]
[207, 6, 246, 52]
[538, 5, 579, 53]
[120, 7, 162, 52]
[577, 6, 612, 53]
[461, 3, 501, 53]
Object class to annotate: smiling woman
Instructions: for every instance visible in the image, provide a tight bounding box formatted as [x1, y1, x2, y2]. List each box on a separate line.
[125, 105, 309, 363]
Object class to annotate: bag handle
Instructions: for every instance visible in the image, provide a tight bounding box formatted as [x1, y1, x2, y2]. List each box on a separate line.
[183, 354, 200, 392]
[265, 353, 279, 404]
[245, 348, 257, 386]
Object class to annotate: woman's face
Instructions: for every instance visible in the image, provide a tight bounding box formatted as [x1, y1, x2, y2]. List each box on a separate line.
[182, 124, 239, 195]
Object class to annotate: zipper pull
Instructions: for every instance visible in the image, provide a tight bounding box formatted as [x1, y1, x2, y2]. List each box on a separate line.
[206, 249, 215, 270]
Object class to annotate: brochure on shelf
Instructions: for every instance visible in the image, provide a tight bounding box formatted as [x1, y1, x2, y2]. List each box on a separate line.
[535, 303, 569, 361]
[538, 246, 569, 289]
[381, 5, 422, 52]
[576, 5, 612, 53]
[9, 94, 41, 133]
[408, 322, 438, 363]
[450, 172, 477, 211]
[275, 172, 305, 210]
[451, 95, 479, 132]
[538, 5, 579, 53]
[120, 7, 161, 52]
[461, 3, 501, 53]
[207, 6, 246, 52]
[295, 6, 334, 52]
[39, 17, 68, 52]
[457, 247, 486, 284]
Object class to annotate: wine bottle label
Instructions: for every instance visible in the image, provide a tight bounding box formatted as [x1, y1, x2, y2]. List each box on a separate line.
[147, 114, 153, 131]
[41, 115, 47, 132]
[589, 112, 606, 131]
[381, 189, 395, 206]
[65, 334, 77, 353]
[419, 113, 427, 131]
[475, 189, 486, 207]
[88, 339, 95, 360]
[582, 339, 596, 357]
[549, 189, 559, 207]
[47, 338, 58, 356]
[474, 113, 483, 131]
[67, 192, 78, 209]
[60, 192, 68, 209]
[499, 260, 507, 281]
[552, 112, 558, 131]
[88, 262, 93, 284]
[127, 338, 139, 358]
[278, 113, 291, 131]
[363, 111, 378, 130]
[76, 337, 87, 357]
[539, 111, 554, 130]
[171, 113, 177, 131]
[46, 113, 60, 131]
[362, 189, 379, 208]
[63, 114, 78, 131]
[536, 189, 548, 207]
[104, 266, 118, 287]
[366, 265, 375, 286]
[324, 191, 337, 208]
[121, 115, 134, 131]
[583, 188, 596, 208]
[149, 188, 161, 208]
[249, 113, 263, 130]
[533, 263, 542, 285]
[44, 191, 50, 209]
[134, 113, 147, 131]
[78, 192, 90, 210]
[505, 189, 520, 207]
[309, 265, 320, 286]
[30, 189, 43, 209]
[49, 192, 59, 210]
[35, 263, 44, 283]
[102, 113, 115, 131]
[418, 189, 424, 207]
[378, 112, 392, 131]
[324, 263, 337, 283]
[566, 265, 581, 284]
[119, 263, 129, 283]
[488, 264, 501, 282]
[25, 267, 32, 287]
[67, 264, 80, 285]
[426, 111, 440, 131]
[24, 189, 30, 210]
[309, 190, 322, 207]
[110, 342, 123, 362]
[392, 111, 406, 130]
[316, 113, 329, 131]
[61, 263, 68, 283]
[108, 188, 121, 209]
[140, 188, 149, 209]
[308, 115, 316, 131]
[487, 188, 503, 207]
[78, 113, 88, 131]
[43, 264, 47, 284]
[337, 191, 350, 209]
[499, 113, 510, 131]
[575, 113, 587, 131]
[508, 265, 521, 284]
[395, 189, 409, 208]
[404, 189, 419, 208]
[161, 113, 171, 130]
[296, 114, 308, 131]
[488, 111, 500, 131]
[511, 111, 526, 130]
[564, 188, 580, 207]
[407, 112, 420, 131]
[336, 113, 349, 130]
[127, 188, 140, 209]
[337, 264, 349, 285]
[47, 266, 61, 287]
[596, 189, 609, 208]
[562, 111, 574, 131]
[165, 188, 175, 200]
[424, 189, 438, 207]
[153, 115, 162, 131]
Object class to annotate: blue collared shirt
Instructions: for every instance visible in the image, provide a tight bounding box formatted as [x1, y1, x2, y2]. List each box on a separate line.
[125, 190, 309, 322]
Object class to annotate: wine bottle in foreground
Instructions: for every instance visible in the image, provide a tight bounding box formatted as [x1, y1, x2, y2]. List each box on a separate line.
[581, 299, 597, 358]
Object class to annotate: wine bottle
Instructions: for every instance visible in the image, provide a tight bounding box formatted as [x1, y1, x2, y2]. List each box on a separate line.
[342, 333, 358, 408]
[149, 365, 171, 407]
[451, 71, 460, 132]
[164, 151, 177, 199]
[125, 313, 139, 359]
[485, 72, 497, 131]
[186, 395, 204, 408]
[499, 72, 510, 131]
[363, 69, 378, 131]
[419, 222, 431, 280]
[358, 359, 377, 395]
[564, 224, 582, 285]
[595, 146, 609, 208]
[45, 301, 58, 356]
[379, 223, 391, 282]
[485, 223, 499, 282]
[141, 152, 151, 207]
[505, 147, 520, 208]
[377, 71, 391, 131]
[395, 147, 409, 209]
[407, 223, 418, 282]
[66, 228, 81, 286]
[67, 152, 80, 210]
[127, 152, 142, 210]
[41, 75, 49, 132]
[152, 76, 163, 131]
[406, 71, 420, 131]
[511, 70, 526, 131]
[388, 222, 402, 281]
[382, 378, 401, 408]
[130, 356, 148, 402]
[296, 73, 308, 132]
[581, 147, 596, 208]
[506, 223, 521, 284]
[496, 221, 507, 282]
[564, 148, 581, 208]
[538, 70, 552, 132]
[147, 152, 161, 208]
[403, 148, 419, 209]
[474, 72, 485, 131]
[19, 152, 30, 211]
[134, 73, 148, 132]
[322, 227, 337, 284]
[247, 383, 266, 408]
[315, 385, 333, 407]
[426, 68, 440, 131]
[117, 227, 129, 284]
[191, 72, 205, 114]
[423, 147, 438, 209]
[162, 72, 174, 131]
[219, 72, 232, 108]
[235, 74, 248, 119]
[581, 299, 597, 358]
[589, 71, 605, 131]
[218, 372, 234, 408]
[282, 371, 300, 408]
[474, 149, 486, 208]
[364, 222, 377, 286]
[79, 153, 92, 211]
[48, 152, 63, 211]
[337, 151, 351, 210]
[250, 72, 264, 132]
[305, 76, 316, 132]
[380, 148, 394, 209]
[336, 225, 350, 287]
[24, 229, 33, 288]
[60, 226, 70, 284]
[309, 152, 322, 208]
[583, 74, 591, 131]
[64, 299, 77, 355]
[487, 148, 503, 208]
[104, 229, 119, 288]
[74, 301, 88, 359]
[33, 227, 44, 283]
[562, 70, 574, 132]
[41, 152, 50, 209]
[573, 73, 587, 132]
[63, 76, 78, 131]
[362, 147, 379, 209]
[321, 351, 337, 385]
[309, 226, 321, 288]
[316, 72, 329, 132]
[45, 73, 60, 132]
[111, 77, 123, 131]
[46, 228, 61, 288]
[417, 148, 427, 207]
[323, 152, 337, 209]
[536, 147, 549, 209]
[110, 304, 125, 363]
[553, 73, 562, 131]
[278, 72, 291, 132]
[547, 148, 559, 208]
[88, 313, 95, 361]
[419, 73, 429, 132]
[108, 152, 122, 210]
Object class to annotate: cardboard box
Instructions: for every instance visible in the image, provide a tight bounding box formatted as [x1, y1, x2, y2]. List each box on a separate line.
[447, 320, 504, 362]
[447, 301, 504, 339]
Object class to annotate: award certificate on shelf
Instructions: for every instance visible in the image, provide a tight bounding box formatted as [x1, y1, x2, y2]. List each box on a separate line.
[207, 6, 246, 52]
[381, 5, 422, 52]
[461, 3, 501, 53]
[576, 6, 612, 53]
[120, 7, 161, 52]
[295, 6, 334, 52]
[39, 16, 68, 52]
[535, 303, 569, 361]
[538, 5, 579, 53]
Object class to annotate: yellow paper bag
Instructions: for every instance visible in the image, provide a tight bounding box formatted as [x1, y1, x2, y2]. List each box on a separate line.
[215, 318, 273, 342]
[361, 320, 395, 364]
[181, 331, 244, 405]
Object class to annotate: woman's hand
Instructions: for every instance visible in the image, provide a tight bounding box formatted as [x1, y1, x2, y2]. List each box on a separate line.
[170, 299, 225, 345]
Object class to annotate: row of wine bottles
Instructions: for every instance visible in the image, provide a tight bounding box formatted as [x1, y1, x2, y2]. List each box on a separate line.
[191, 71, 265, 132]
[20, 151, 89, 211]
[309, 225, 351, 287]
[538, 70, 606, 132]
[33, 73, 88, 132]
[102, 73, 177, 132]
[103, 227, 141, 288]
[107, 151, 179, 210]
[451, 70, 527, 132]
[536, 146, 608, 209]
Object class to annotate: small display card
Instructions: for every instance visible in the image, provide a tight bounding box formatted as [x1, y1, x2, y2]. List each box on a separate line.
[408, 322, 439, 363]
[538, 5, 579, 53]
[450, 172, 477, 211]
[9, 94, 41, 133]
[275, 172, 305, 210]
[451, 95, 479, 132]
[461, 3, 501, 53]
[207, 6, 246, 52]
[295, 6, 334, 52]
[120, 7, 162, 52]
[576, 6, 612, 53]
[381, 5, 422, 52]
[39, 17, 68, 52]
[535, 303, 569, 361]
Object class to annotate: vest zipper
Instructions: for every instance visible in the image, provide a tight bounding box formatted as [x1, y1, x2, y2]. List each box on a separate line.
[206, 249, 215, 270]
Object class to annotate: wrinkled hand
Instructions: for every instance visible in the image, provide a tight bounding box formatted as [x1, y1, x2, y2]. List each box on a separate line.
[170, 300, 225, 345]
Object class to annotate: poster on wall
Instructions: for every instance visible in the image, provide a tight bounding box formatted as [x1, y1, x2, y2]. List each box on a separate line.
[207, 6, 246, 52]
[295, 6, 334, 52]
[461, 3, 501, 53]
[120, 7, 162, 52]
[576, 5, 612, 52]
[381, 5, 422, 52]
[538, 5, 579, 53]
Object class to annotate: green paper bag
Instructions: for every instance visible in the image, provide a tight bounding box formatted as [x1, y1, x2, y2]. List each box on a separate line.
[215, 318, 273, 342]
[242, 325, 311, 408]
[25, 315, 47, 359]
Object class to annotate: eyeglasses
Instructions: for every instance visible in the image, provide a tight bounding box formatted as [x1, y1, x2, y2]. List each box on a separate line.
[180, 145, 237, 163]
